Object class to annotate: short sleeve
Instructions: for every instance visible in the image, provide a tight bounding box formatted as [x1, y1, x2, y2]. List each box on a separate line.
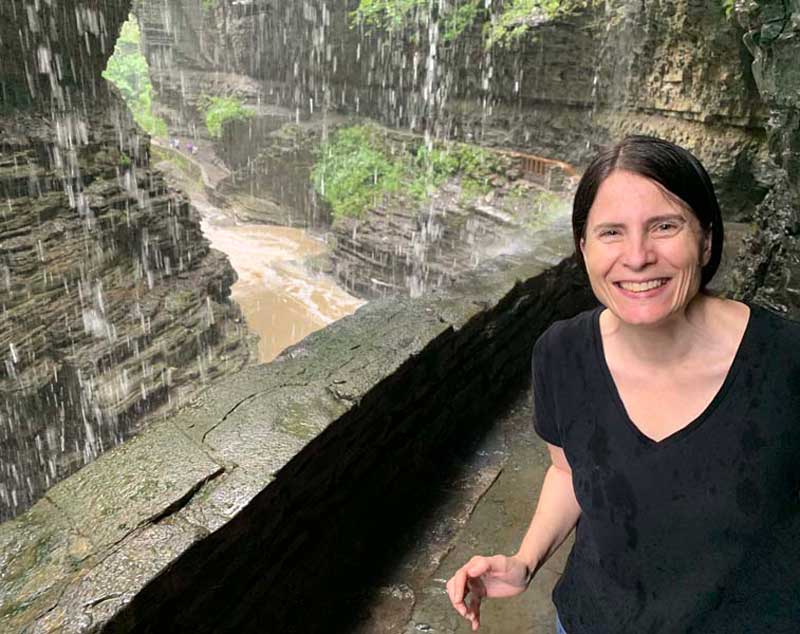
[531, 336, 561, 446]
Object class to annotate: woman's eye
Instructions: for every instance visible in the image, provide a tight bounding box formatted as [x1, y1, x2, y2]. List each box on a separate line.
[655, 223, 677, 232]
[599, 229, 619, 237]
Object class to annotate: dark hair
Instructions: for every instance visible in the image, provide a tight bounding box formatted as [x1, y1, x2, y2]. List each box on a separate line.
[572, 135, 724, 290]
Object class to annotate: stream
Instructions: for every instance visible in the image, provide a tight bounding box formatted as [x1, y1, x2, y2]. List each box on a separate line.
[158, 140, 365, 363]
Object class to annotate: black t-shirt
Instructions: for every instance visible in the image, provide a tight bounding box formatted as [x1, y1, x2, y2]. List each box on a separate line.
[532, 302, 800, 633]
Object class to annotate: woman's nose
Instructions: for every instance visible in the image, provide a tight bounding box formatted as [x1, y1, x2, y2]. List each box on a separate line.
[622, 235, 656, 269]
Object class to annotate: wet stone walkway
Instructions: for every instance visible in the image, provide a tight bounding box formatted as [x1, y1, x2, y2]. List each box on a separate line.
[332, 389, 573, 634]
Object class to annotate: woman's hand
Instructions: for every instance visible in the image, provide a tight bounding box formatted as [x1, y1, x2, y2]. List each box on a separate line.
[445, 554, 532, 631]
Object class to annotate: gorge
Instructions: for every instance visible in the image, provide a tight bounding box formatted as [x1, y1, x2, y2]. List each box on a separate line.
[1, 0, 799, 631]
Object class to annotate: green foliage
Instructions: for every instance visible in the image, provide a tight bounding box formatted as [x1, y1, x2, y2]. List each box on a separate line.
[441, 1, 484, 42]
[352, 0, 595, 48]
[351, 0, 426, 31]
[414, 143, 500, 200]
[312, 126, 403, 219]
[312, 124, 505, 220]
[720, 0, 735, 18]
[484, 0, 595, 48]
[201, 96, 255, 139]
[520, 189, 565, 230]
[102, 15, 169, 137]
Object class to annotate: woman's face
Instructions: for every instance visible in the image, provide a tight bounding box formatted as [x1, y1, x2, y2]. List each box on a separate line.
[579, 169, 711, 327]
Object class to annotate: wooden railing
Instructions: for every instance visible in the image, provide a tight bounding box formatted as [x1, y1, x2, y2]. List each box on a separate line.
[494, 149, 577, 182]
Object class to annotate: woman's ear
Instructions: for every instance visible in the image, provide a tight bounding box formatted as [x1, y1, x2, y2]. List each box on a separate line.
[580, 237, 586, 257]
[701, 228, 712, 266]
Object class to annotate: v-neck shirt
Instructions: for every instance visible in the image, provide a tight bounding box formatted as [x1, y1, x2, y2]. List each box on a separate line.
[592, 305, 751, 447]
[531, 302, 800, 633]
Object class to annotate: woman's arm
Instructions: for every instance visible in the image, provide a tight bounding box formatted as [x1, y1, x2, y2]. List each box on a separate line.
[515, 443, 582, 581]
[447, 443, 581, 630]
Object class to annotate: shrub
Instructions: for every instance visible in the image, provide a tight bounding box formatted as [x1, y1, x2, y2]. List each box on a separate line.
[312, 124, 506, 219]
[312, 126, 403, 219]
[201, 96, 255, 139]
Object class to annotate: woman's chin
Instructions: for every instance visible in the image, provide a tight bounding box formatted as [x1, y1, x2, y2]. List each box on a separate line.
[604, 292, 681, 327]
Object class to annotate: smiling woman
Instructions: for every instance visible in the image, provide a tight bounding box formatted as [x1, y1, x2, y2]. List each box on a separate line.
[578, 169, 712, 327]
[446, 136, 800, 633]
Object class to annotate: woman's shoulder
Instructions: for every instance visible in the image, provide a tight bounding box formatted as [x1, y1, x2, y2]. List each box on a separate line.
[748, 300, 800, 345]
[534, 304, 601, 356]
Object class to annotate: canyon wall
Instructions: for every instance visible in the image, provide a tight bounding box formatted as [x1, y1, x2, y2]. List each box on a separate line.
[731, 0, 800, 318]
[135, 0, 769, 221]
[0, 0, 252, 521]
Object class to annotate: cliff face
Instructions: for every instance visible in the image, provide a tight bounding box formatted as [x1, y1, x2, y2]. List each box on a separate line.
[731, 1, 800, 317]
[593, 0, 770, 220]
[0, 0, 251, 521]
[135, 0, 769, 222]
[132, 0, 267, 136]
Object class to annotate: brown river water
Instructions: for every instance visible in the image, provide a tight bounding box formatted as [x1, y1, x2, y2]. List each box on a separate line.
[154, 140, 364, 363]
[201, 217, 365, 363]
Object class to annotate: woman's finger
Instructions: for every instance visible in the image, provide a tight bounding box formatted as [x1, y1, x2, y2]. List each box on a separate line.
[448, 568, 469, 616]
[466, 590, 482, 631]
[465, 556, 493, 578]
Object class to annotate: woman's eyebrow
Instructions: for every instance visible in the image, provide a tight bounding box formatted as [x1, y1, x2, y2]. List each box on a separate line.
[592, 213, 686, 233]
[646, 213, 687, 225]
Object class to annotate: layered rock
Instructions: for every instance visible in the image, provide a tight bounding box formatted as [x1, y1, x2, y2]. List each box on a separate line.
[731, 1, 800, 317]
[135, 0, 770, 221]
[591, 0, 770, 220]
[0, 0, 252, 522]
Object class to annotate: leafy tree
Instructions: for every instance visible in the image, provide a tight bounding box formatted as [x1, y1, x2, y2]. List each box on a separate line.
[200, 96, 255, 138]
[312, 124, 505, 219]
[312, 126, 403, 219]
[102, 16, 168, 137]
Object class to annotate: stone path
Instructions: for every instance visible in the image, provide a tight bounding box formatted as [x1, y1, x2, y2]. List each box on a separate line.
[339, 390, 574, 634]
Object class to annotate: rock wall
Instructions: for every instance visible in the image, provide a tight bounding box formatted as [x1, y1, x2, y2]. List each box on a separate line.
[135, 0, 769, 221]
[0, 0, 252, 522]
[0, 238, 596, 634]
[731, 0, 800, 318]
[592, 0, 770, 220]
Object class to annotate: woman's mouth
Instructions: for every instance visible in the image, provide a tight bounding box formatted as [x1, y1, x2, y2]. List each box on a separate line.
[614, 278, 670, 295]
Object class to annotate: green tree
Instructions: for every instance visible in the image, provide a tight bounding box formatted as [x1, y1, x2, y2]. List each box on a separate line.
[102, 16, 168, 137]
[312, 124, 505, 219]
[200, 96, 255, 139]
[352, 0, 595, 47]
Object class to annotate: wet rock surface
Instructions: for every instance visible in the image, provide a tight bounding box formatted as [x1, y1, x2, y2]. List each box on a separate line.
[0, 0, 254, 523]
[0, 221, 597, 632]
[339, 391, 573, 634]
[730, 1, 800, 319]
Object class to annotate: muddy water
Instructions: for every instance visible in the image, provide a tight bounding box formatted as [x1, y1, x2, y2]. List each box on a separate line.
[153, 141, 364, 363]
[201, 217, 365, 362]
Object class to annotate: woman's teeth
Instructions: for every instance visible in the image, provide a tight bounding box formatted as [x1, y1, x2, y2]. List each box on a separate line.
[618, 279, 668, 292]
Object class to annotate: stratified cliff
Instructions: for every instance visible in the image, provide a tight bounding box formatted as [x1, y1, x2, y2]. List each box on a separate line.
[731, 1, 800, 318]
[0, 0, 251, 521]
[135, 0, 768, 222]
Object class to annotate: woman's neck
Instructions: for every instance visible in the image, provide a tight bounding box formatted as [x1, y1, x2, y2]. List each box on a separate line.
[600, 294, 717, 368]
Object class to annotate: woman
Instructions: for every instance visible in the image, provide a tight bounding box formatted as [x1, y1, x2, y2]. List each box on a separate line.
[446, 136, 800, 632]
